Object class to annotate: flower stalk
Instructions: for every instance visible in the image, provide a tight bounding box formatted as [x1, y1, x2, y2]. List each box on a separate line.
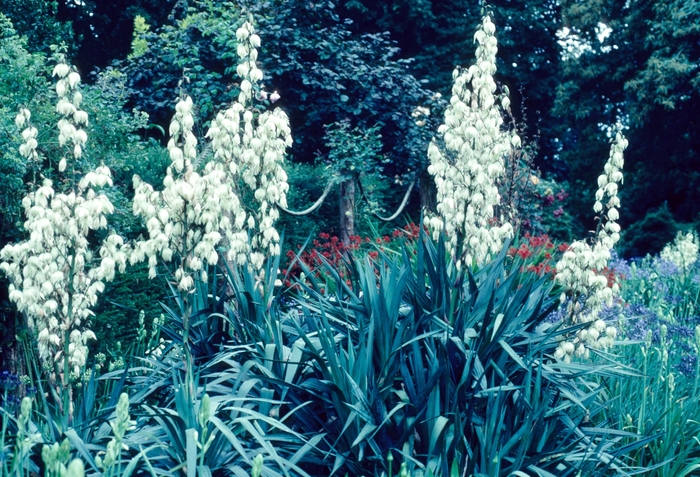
[0, 58, 128, 424]
[426, 15, 517, 267]
[554, 132, 628, 361]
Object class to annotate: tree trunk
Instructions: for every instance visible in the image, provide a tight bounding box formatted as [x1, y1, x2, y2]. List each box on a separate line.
[339, 179, 355, 246]
[419, 169, 436, 214]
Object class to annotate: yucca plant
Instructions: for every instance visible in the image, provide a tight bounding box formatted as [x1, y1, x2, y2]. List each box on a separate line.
[216, 229, 641, 476]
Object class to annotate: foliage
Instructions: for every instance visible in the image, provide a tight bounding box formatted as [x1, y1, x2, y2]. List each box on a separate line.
[120, 2, 244, 128]
[0, 0, 75, 55]
[55, 0, 173, 74]
[246, 0, 436, 184]
[618, 204, 680, 259]
[227, 232, 633, 476]
[556, 0, 700, 238]
[322, 121, 385, 181]
[592, 236, 700, 475]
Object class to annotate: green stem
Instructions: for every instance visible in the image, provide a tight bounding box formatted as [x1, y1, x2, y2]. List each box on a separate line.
[693, 351, 699, 400]
[637, 346, 648, 434]
[59, 227, 79, 429]
[1, 391, 8, 476]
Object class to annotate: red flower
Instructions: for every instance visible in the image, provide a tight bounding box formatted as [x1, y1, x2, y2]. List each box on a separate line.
[517, 245, 532, 259]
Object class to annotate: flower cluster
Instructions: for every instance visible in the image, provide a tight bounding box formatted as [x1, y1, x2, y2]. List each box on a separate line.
[0, 62, 128, 378]
[507, 233, 567, 277]
[132, 94, 238, 290]
[426, 16, 517, 267]
[95, 393, 135, 471]
[284, 224, 422, 289]
[554, 132, 628, 361]
[132, 22, 290, 287]
[206, 21, 291, 270]
[660, 231, 699, 272]
[15, 109, 39, 163]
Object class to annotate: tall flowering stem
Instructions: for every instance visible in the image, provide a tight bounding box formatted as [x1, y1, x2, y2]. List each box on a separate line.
[0, 59, 128, 422]
[206, 21, 291, 270]
[132, 21, 290, 353]
[426, 16, 518, 267]
[660, 231, 699, 274]
[131, 95, 237, 351]
[554, 132, 628, 361]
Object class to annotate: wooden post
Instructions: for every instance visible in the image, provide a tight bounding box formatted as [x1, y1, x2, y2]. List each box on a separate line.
[339, 178, 355, 247]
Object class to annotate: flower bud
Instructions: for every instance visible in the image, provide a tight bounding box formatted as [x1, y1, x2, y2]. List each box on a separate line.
[236, 27, 249, 41]
[68, 72, 81, 88]
[52, 63, 70, 78]
[483, 18, 496, 35]
[56, 80, 67, 97]
[15, 112, 26, 128]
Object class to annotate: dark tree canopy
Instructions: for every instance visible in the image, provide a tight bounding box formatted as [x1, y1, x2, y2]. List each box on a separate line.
[1, 0, 699, 255]
[54, 0, 174, 74]
[555, 0, 700, 250]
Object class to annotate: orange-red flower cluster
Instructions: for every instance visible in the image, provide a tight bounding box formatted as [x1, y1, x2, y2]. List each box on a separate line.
[283, 224, 422, 288]
[507, 233, 566, 278]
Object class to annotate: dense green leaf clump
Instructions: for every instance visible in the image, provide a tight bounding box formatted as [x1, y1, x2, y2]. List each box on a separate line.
[217, 232, 631, 476]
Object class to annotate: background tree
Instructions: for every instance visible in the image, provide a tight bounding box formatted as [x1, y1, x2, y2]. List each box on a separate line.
[338, 0, 564, 172]
[555, 0, 700, 254]
[5, 0, 700, 258]
[0, 0, 75, 55]
[120, 0, 438, 243]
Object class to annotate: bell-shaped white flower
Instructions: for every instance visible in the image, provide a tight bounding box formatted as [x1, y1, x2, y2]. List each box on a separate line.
[426, 16, 516, 267]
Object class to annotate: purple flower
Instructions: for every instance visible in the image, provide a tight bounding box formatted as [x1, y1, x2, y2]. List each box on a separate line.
[677, 354, 697, 376]
[609, 250, 632, 279]
[619, 303, 660, 342]
[0, 371, 19, 390]
[654, 257, 679, 278]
